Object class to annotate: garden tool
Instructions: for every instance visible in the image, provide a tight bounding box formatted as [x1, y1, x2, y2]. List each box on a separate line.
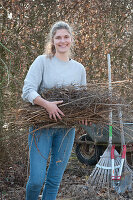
[114, 107, 133, 193]
[89, 54, 121, 187]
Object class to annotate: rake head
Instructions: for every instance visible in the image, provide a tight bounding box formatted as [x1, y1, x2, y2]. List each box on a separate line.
[89, 146, 121, 188]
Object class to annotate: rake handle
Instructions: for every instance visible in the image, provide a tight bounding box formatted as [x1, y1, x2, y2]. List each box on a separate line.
[121, 145, 126, 159]
[115, 145, 126, 180]
[111, 145, 115, 159]
[111, 145, 115, 180]
[107, 54, 113, 144]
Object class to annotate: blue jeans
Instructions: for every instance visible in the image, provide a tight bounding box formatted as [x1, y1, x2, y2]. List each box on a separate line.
[26, 127, 75, 200]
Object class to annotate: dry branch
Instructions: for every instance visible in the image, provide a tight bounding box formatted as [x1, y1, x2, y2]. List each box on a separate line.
[7, 84, 130, 130]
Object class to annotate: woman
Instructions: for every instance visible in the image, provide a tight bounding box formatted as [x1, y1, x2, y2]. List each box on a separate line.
[22, 21, 86, 200]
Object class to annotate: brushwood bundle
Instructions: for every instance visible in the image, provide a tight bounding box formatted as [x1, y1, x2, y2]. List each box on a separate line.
[9, 85, 127, 128]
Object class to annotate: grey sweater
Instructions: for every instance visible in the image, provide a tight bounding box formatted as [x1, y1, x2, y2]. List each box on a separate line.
[22, 55, 86, 104]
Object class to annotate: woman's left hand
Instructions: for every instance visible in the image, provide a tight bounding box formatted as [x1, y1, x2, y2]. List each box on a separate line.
[79, 120, 92, 126]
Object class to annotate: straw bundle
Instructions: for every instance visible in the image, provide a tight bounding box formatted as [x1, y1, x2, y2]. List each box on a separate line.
[8, 85, 127, 129]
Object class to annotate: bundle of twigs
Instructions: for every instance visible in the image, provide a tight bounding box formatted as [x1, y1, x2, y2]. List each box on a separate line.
[8, 85, 128, 129]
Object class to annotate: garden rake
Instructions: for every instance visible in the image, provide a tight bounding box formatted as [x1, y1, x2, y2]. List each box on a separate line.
[89, 54, 121, 188]
[112, 107, 133, 194]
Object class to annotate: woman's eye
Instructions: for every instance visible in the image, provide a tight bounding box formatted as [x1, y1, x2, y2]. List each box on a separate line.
[55, 35, 70, 40]
[55, 37, 61, 39]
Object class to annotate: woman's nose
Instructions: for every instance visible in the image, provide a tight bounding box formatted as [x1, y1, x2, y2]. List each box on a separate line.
[60, 37, 65, 42]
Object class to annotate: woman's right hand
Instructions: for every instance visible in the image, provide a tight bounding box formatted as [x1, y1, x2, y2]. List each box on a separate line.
[44, 100, 65, 121]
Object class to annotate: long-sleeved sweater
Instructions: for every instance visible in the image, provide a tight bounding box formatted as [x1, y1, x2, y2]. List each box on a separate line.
[22, 55, 86, 104]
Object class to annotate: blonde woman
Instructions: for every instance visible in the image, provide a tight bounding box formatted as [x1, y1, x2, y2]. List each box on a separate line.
[22, 21, 86, 200]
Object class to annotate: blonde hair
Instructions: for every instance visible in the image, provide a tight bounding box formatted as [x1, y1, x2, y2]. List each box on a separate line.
[44, 21, 73, 58]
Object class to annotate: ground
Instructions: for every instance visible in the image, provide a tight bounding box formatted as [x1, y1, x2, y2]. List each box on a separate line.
[1, 147, 133, 200]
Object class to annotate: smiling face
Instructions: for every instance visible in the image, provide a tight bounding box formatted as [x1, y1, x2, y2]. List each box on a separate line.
[53, 29, 72, 56]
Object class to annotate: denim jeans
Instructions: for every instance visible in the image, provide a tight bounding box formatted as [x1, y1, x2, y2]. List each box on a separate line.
[26, 127, 75, 200]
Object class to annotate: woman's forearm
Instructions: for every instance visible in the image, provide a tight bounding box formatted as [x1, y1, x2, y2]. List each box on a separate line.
[33, 96, 49, 109]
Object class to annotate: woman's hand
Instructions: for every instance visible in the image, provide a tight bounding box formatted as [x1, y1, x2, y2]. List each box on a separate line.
[79, 120, 92, 126]
[33, 96, 65, 121]
[44, 100, 65, 121]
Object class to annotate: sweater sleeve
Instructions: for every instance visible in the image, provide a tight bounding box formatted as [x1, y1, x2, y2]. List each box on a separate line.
[22, 56, 44, 104]
[81, 66, 87, 86]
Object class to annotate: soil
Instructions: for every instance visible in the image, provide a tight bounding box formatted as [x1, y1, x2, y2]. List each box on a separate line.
[0, 146, 133, 200]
